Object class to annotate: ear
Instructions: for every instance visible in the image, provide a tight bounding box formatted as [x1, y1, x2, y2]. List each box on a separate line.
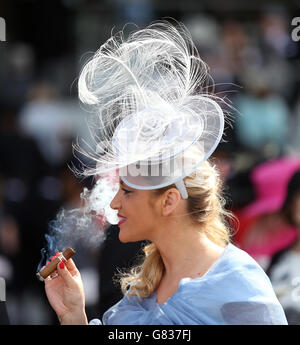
[161, 188, 182, 216]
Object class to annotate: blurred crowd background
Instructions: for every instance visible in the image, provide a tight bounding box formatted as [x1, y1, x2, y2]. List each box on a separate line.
[1, 0, 300, 325]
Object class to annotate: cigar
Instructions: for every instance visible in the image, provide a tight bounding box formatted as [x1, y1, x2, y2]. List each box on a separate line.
[36, 247, 75, 281]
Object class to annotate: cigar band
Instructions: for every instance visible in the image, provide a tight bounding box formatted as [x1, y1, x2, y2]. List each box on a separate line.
[57, 253, 67, 262]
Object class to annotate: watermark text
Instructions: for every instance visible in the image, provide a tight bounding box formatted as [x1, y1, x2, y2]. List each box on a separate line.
[0, 278, 5, 301]
[291, 17, 300, 42]
[0, 17, 6, 42]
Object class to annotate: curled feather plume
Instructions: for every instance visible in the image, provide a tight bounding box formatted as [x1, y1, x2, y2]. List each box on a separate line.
[76, 21, 225, 182]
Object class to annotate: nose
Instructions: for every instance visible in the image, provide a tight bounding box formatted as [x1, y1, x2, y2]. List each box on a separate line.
[110, 189, 121, 210]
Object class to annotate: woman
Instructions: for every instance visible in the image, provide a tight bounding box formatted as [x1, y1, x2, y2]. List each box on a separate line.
[266, 169, 300, 324]
[44, 21, 287, 324]
[44, 160, 287, 325]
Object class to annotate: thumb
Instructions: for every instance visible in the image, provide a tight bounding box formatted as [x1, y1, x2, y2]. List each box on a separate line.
[57, 261, 76, 288]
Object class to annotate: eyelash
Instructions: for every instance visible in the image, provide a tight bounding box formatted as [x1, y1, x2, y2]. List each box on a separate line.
[121, 188, 132, 195]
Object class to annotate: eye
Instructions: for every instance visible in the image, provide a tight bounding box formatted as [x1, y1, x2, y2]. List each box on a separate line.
[121, 188, 132, 195]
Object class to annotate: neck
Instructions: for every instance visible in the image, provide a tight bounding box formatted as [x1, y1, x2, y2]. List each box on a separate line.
[152, 219, 225, 280]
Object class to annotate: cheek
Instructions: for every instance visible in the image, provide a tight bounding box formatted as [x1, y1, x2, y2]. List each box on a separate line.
[131, 202, 154, 227]
[126, 198, 157, 232]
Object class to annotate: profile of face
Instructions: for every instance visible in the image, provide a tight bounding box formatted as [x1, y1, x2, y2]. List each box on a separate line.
[110, 179, 183, 243]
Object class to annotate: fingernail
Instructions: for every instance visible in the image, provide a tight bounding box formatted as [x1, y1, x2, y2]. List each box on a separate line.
[56, 252, 60, 256]
[51, 256, 56, 260]
[59, 261, 64, 269]
[47, 261, 50, 264]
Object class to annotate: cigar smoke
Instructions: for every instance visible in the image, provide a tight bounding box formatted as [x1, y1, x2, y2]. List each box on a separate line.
[37, 171, 119, 272]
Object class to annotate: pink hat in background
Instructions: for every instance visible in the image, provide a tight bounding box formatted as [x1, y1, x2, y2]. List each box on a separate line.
[242, 156, 300, 219]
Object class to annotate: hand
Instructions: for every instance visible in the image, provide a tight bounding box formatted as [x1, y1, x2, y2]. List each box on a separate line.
[44, 256, 88, 325]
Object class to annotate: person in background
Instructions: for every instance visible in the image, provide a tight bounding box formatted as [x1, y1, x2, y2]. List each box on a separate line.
[234, 157, 300, 269]
[266, 169, 300, 324]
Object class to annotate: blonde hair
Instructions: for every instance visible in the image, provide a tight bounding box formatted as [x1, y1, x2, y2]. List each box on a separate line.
[119, 160, 233, 299]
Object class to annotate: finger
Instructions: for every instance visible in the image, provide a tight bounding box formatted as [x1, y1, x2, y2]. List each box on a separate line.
[65, 258, 78, 273]
[54, 252, 77, 272]
[44, 274, 52, 285]
[57, 261, 77, 288]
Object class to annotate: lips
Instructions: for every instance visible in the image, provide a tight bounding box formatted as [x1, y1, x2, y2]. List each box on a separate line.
[117, 213, 127, 226]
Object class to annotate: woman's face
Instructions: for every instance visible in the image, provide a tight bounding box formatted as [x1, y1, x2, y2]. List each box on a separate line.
[110, 179, 160, 243]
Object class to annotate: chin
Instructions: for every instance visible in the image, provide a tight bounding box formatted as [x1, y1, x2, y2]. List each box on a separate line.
[118, 231, 129, 243]
[118, 226, 132, 243]
[118, 225, 146, 243]
[118, 234, 138, 243]
[119, 233, 141, 243]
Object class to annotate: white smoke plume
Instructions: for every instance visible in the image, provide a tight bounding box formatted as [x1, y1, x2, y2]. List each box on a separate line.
[37, 171, 119, 271]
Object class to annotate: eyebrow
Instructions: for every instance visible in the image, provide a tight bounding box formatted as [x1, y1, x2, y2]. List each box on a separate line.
[119, 179, 133, 190]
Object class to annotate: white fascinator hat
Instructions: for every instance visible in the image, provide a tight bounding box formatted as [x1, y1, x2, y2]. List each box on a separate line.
[77, 21, 225, 199]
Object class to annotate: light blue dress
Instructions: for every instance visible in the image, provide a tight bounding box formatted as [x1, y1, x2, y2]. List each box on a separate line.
[90, 243, 288, 325]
